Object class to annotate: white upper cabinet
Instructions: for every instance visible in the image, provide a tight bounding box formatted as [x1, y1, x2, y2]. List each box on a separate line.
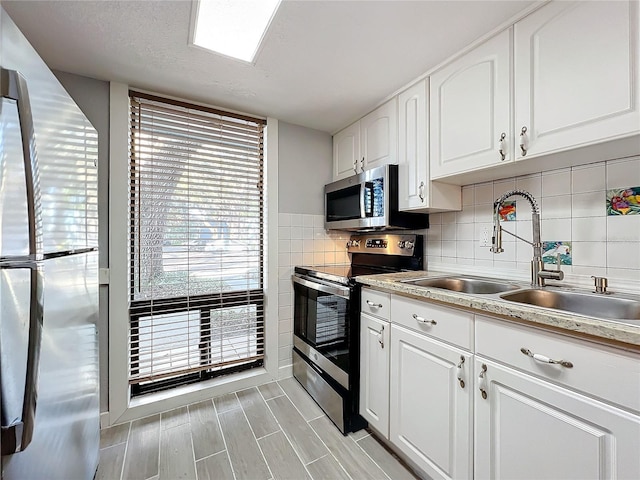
[360, 98, 397, 172]
[332, 99, 397, 181]
[514, 0, 640, 160]
[333, 121, 361, 180]
[429, 0, 640, 184]
[398, 79, 462, 212]
[430, 29, 512, 180]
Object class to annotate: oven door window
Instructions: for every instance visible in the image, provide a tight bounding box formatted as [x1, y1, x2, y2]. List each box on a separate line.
[294, 281, 350, 373]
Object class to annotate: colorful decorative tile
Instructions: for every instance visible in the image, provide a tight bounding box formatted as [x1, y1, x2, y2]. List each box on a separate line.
[542, 241, 572, 265]
[499, 201, 516, 221]
[607, 186, 640, 215]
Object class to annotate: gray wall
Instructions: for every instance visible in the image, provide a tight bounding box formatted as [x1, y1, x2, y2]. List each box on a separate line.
[278, 121, 332, 215]
[53, 70, 110, 413]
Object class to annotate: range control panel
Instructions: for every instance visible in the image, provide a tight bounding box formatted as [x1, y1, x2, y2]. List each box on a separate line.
[365, 238, 388, 249]
[347, 234, 420, 256]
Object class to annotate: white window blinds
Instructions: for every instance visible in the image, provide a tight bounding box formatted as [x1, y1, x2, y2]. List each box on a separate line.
[128, 91, 265, 392]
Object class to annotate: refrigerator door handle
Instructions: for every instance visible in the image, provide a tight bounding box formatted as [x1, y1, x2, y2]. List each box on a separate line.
[1, 68, 43, 259]
[1, 261, 44, 454]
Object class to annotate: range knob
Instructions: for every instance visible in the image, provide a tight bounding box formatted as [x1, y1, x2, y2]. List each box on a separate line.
[397, 241, 406, 248]
[404, 241, 415, 250]
[347, 239, 361, 248]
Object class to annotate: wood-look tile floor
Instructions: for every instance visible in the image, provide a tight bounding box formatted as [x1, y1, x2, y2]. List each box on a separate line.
[97, 378, 419, 480]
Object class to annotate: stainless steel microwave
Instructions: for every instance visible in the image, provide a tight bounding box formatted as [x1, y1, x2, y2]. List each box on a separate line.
[324, 164, 429, 231]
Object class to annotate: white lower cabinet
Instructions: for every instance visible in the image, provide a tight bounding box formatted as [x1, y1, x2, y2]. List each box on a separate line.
[360, 290, 640, 480]
[359, 313, 390, 437]
[474, 357, 640, 480]
[390, 325, 472, 480]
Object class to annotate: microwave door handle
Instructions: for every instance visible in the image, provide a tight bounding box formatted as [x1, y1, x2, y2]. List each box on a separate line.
[360, 183, 366, 219]
[1, 68, 44, 258]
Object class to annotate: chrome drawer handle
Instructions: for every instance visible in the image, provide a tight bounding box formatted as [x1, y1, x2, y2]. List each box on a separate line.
[457, 356, 465, 389]
[520, 348, 573, 368]
[366, 300, 383, 308]
[413, 314, 436, 325]
[478, 363, 488, 399]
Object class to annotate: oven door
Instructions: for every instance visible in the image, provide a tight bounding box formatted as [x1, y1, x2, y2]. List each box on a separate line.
[292, 275, 351, 384]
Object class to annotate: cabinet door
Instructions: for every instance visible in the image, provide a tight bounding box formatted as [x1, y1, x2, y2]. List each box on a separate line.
[333, 121, 360, 180]
[475, 358, 640, 480]
[361, 98, 397, 171]
[359, 313, 390, 437]
[514, 0, 640, 160]
[390, 325, 472, 480]
[430, 29, 512, 179]
[398, 80, 429, 210]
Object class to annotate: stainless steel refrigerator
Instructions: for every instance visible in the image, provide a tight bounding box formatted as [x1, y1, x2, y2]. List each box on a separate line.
[1, 6, 100, 479]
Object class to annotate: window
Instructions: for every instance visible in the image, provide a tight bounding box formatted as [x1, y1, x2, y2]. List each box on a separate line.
[128, 91, 265, 395]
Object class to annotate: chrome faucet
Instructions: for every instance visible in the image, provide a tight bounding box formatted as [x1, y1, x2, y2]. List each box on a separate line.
[490, 189, 564, 287]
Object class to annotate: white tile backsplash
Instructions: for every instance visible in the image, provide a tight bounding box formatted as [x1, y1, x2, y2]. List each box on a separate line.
[571, 191, 605, 218]
[276, 213, 353, 369]
[572, 163, 606, 193]
[542, 168, 571, 197]
[427, 158, 640, 293]
[606, 156, 640, 189]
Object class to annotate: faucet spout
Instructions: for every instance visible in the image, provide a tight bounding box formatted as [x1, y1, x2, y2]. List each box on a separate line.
[490, 189, 559, 287]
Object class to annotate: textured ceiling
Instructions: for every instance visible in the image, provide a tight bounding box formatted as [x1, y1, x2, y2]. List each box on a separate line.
[2, 0, 538, 133]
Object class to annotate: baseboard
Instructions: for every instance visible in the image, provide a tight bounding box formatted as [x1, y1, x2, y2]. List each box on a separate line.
[100, 411, 110, 429]
[278, 364, 293, 379]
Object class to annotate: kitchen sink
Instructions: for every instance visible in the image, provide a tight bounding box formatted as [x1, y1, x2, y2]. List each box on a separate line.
[402, 276, 521, 294]
[500, 289, 640, 321]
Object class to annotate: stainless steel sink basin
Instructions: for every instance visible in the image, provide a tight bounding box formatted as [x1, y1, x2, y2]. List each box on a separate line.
[402, 276, 521, 294]
[500, 289, 640, 321]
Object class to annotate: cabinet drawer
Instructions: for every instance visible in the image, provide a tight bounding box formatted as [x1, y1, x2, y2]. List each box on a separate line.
[361, 288, 390, 320]
[391, 294, 474, 350]
[476, 315, 640, 413]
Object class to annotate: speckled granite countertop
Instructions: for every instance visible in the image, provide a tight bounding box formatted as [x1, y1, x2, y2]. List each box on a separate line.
[356, 271, 640, 349]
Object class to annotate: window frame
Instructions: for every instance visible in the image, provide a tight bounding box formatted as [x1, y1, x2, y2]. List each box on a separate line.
[127, 90, 267, 394]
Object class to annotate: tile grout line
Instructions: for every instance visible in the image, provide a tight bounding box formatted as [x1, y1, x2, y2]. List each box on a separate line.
[304, 416, 353, 480]
[118, 421, 132, 480]
[236, 389, 275, 480]
[214, 396, 238, 480]
[261, 391, 318, 480]
[187, 406, 199, 480]
[348, 431, 394, 480]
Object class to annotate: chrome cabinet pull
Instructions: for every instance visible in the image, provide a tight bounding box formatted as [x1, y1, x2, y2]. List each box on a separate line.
[519, 126, 528, 156]
[353, 159, 358, 174]
[498, 132, 507, 161]
[366, 300, 383, 308]
[457, 356, 466, 389]
[418, 181, 425, 202]
[360, 156, 365, 171]
[478, 363, 488, 399]
[413, 313, 436, 325]
[520, 348, 573, 368]
[377, 325, 385, 349]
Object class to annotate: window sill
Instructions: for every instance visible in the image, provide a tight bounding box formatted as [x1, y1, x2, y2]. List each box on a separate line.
[112, 367, 273, 424]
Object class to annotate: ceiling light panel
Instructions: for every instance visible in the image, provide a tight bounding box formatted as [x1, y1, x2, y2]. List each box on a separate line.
[192, 0, 281, 63]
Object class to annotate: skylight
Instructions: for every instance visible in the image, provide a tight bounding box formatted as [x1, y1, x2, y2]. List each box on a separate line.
[192, 0, 281, 63]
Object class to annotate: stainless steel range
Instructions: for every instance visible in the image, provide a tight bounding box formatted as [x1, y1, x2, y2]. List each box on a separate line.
[292, 233, 424, 434]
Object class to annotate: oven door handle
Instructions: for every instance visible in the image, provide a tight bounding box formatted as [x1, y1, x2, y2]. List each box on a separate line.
[292, 276, 350, 299]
